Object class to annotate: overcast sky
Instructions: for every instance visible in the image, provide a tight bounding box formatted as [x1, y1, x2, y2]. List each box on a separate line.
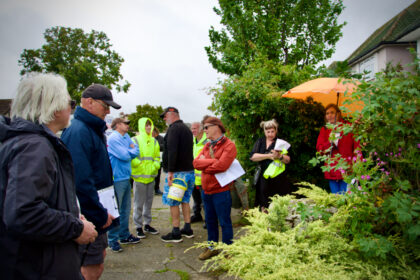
[0, 0, 415, 122]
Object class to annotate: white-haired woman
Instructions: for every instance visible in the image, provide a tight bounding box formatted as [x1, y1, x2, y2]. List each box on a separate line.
[0, 73, 97, 279]
[250, 119, 293, 211]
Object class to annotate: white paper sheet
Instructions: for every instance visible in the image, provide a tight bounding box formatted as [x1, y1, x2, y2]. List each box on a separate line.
[215, 159, 245, 187]
[274, 139, 291, 151]
[98, 186, 120, 218]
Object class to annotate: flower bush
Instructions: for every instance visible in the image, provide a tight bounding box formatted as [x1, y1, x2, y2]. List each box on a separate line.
[196, 60, 420, 279]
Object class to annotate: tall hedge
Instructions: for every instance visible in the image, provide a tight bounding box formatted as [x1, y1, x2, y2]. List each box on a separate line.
[210, 58, 327, 195]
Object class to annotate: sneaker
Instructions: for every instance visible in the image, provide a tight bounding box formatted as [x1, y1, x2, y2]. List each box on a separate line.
[144, 224, 159, 235]
[137, 228, 146, 239]
[190, 215, 203, 223]
[160, 232, 183, 243]
[203, 223, 207, 229]
[155, 190, 163, 195]
[180, 228, 194, 238]
[109, 241, 123, 252]
[198, 248, 220, 260]
[120, 234, 141, 245]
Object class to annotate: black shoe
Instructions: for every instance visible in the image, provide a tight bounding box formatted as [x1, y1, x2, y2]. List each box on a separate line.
[180, 228, 194, 238]
[120, 234, 141, 245]
[161, 232, 183, 243]
[155, 190, 163, 195]
[190, 215, 203, 223]
[136, 228, 146, 239]
[203, 223, 207, 229]
[144, 224, 159, 235]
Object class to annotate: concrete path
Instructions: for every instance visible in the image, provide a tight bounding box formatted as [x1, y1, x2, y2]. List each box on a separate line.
[101, 175, 242, 280]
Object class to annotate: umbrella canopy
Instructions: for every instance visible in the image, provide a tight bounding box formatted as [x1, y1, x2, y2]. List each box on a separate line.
[283, 77, 363, 114]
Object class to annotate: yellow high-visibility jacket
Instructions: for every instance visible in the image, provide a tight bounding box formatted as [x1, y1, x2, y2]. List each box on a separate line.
[193, 134, 208, 186]
[263, 149, 288, 179]
[131, 117, 160, 184]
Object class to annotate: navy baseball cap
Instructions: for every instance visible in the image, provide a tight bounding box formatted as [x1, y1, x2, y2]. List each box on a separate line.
[82, 84, 121, 109]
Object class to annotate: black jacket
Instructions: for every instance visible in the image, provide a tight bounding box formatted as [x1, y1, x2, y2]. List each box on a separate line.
[0, 117, 84, 280]
[162, 120, 194, 172]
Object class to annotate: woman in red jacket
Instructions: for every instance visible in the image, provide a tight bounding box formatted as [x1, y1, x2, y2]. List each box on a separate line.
[316, 104, 359, 194]
[193, 117, 237, 260]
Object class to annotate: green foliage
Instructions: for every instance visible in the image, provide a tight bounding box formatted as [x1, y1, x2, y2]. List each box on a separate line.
[209, 57, 327, 189]
[206, 0, 345, 76]
[317, 60, 364, 79]
[18, 26, 130, 103]
[350, 61, 420, 186]
[127, 103, 166, 133]
[193, 189, 420, 280]
[194, 61, 420, 279]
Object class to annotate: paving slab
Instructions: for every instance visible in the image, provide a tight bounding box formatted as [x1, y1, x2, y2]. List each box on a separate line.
[101, 173, 243, 280]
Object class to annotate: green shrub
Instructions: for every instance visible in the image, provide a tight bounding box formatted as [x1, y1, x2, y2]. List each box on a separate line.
[210, 57, 327, 193]
[196, 60, 420, 279]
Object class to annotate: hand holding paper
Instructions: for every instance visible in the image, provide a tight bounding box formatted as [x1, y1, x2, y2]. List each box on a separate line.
[274, 139, 291, 151]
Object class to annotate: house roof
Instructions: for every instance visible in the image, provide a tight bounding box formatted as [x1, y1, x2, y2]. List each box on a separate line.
[347, 0, 420, 65]
[0, 99, 12, 116]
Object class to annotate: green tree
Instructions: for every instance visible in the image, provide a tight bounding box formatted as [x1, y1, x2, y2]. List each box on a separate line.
[206, 0, 345, 76]
[127, 104, 166, 134]
[18, 26, 131, 103]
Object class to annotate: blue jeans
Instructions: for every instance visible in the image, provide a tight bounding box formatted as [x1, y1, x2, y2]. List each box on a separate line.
[202, 190, 233, 245]
[108, 179, 131, 243]
[329, 179, 347, 194]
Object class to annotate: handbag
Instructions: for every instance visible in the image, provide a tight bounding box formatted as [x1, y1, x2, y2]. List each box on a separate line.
[253, 165, 261, 187]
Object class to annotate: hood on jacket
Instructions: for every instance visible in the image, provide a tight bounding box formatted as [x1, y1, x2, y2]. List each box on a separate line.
[138, 117, 154, 138]
[0, 117, 46, 143]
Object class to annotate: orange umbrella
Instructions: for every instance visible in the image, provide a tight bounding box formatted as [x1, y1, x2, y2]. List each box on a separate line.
[282, 77, 363, 114]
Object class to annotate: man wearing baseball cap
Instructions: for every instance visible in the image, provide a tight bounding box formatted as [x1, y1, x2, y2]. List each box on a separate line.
[62, 84, 120, 279]
[159, 107, 195, 243]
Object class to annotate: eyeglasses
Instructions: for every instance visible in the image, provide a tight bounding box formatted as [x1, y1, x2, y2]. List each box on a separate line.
[92, 99, 109, 110]
[203, 124, 216, 130]
[69, 100, 76, 110]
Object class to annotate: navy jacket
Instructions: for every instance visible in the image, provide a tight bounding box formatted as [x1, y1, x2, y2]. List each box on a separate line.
[0, 117, 84, 280]
[61, 106, 113, 230]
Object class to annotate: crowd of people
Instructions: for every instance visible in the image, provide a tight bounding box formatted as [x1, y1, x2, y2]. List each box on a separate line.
[0, 73, 359, 279]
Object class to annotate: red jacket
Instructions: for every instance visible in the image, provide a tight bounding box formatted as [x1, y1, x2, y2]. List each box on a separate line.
[316, 122, 360, 180]
[193, 136, 237, 194]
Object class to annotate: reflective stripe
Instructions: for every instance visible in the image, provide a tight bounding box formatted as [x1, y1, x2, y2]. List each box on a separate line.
[195, 174, 202, 178]
[139, 156, 154, 161]
[271, 161, 281, 167]
[132, 174, 157, 178]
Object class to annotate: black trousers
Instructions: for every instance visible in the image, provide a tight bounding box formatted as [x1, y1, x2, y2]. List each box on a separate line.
[154, 167, 161, 192]
[192, 185, 203, 217]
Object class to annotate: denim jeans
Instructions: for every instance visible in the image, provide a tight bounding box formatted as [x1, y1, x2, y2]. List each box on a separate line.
[329, 179, 348, 194]
[202, 190, 233, 245]
[108, 179, 131, 243]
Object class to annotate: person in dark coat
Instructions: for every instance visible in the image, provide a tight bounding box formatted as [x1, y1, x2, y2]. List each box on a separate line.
[153, 127, 164, 195]
[250, 119, 294, 211]
[61, 84, 121, 280]
[0, 73, 97, 280]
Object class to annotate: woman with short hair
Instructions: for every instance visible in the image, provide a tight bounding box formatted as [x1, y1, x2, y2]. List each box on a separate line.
[193, 116, 236, 260]
[0, 73, 97, 279]
[250, 119, 293, 211]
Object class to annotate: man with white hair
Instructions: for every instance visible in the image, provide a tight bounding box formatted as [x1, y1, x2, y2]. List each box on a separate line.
[190, 122, 208, 224]
[0, 73, 97, 279]
[62, 84, 121, 280]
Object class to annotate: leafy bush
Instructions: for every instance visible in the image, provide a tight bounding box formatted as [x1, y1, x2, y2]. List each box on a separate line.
[209, 57, 327, 192]
[196, 61, 420, 279]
